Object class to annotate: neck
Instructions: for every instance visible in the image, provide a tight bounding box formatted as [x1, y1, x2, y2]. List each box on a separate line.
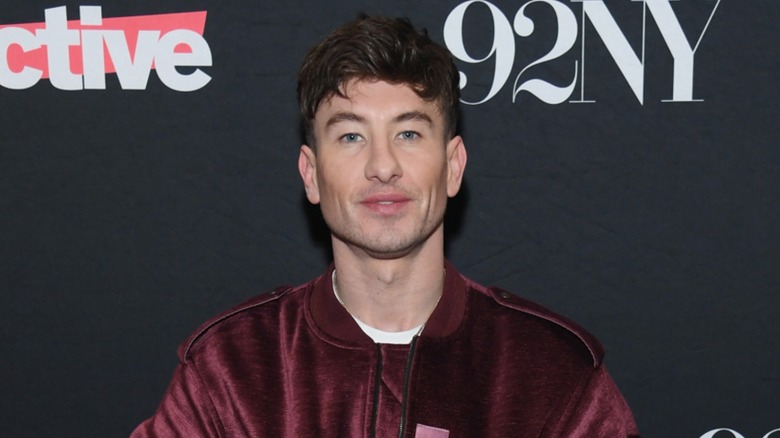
[330, 234, 445, 332]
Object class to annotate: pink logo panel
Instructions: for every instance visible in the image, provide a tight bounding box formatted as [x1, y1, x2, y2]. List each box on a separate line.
[415, 424, 450, 438]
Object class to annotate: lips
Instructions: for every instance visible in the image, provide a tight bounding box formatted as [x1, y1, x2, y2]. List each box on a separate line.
[360, 192, 412, 214]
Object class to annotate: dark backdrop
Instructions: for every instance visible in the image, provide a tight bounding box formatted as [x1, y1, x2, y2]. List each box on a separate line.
[1, 1, 777, 437]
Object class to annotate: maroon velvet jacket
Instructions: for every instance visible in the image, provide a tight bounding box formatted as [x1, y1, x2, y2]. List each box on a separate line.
[132, 264, 639, 437]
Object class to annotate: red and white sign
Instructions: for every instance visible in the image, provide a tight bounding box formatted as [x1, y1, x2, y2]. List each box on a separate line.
[0, 5, 211, 91]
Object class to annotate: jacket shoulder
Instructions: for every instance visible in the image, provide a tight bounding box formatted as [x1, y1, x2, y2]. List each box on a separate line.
[478, 283, 605, 367]
[177, 284, 296, 361]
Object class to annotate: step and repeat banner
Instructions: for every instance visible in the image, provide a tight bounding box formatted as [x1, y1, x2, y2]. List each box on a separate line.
[1, 1, 777, 437]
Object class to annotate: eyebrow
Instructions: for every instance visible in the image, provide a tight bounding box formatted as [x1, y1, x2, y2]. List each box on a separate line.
[325, 112, 365, 128]
[394, 111, 433, 126]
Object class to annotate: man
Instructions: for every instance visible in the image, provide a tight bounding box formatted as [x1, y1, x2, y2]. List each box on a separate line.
[132, 16, 639, 437]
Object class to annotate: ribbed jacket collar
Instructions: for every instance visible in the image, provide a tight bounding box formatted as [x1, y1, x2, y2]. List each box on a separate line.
[308, 260, 467, 345]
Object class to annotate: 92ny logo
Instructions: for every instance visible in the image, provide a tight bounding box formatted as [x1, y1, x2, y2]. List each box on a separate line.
[443, 0, 722, 105]
[700, 429, 780, 438]
[0, 6, 211, 91]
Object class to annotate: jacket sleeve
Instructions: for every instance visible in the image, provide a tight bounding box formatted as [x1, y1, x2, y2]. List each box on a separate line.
[552, 365, 640, 438]
[130, 361, 222, 438]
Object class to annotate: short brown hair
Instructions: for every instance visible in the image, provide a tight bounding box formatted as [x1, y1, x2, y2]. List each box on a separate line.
[297, 15, 460, 146]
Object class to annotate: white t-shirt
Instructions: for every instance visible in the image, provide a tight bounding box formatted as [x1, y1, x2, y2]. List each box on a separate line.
[352, 317, 422, 344]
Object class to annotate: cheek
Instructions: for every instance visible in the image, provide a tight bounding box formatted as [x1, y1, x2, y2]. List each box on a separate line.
[316, 169, 351, 204]
[419, 161, 449, 192]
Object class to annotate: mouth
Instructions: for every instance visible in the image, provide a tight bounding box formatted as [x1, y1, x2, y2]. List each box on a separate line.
[361, 193, 412, 214]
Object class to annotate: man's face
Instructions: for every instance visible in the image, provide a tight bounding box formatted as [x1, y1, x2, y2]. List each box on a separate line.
[298, 79, 467, 259]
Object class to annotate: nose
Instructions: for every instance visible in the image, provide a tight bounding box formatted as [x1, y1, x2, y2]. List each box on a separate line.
[364, 137, 402, 183]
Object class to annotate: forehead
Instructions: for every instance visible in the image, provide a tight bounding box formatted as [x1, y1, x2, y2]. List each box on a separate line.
[314, 80, 443, 125]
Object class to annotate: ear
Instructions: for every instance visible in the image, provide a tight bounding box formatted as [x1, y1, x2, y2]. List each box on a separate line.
[298, 145, 321, 204]
[445, 135, 467, 197]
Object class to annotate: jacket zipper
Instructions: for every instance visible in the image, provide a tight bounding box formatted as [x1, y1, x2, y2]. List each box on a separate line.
[370, 345, 383, 438]
[397, 336, 419, 438]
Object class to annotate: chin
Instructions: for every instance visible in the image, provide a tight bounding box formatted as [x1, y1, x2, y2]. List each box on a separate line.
[361, 243, 419, 260]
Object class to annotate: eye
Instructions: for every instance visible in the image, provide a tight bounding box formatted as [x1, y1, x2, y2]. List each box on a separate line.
[398, 131, 420, 141]
[340, 133, 363, 143]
